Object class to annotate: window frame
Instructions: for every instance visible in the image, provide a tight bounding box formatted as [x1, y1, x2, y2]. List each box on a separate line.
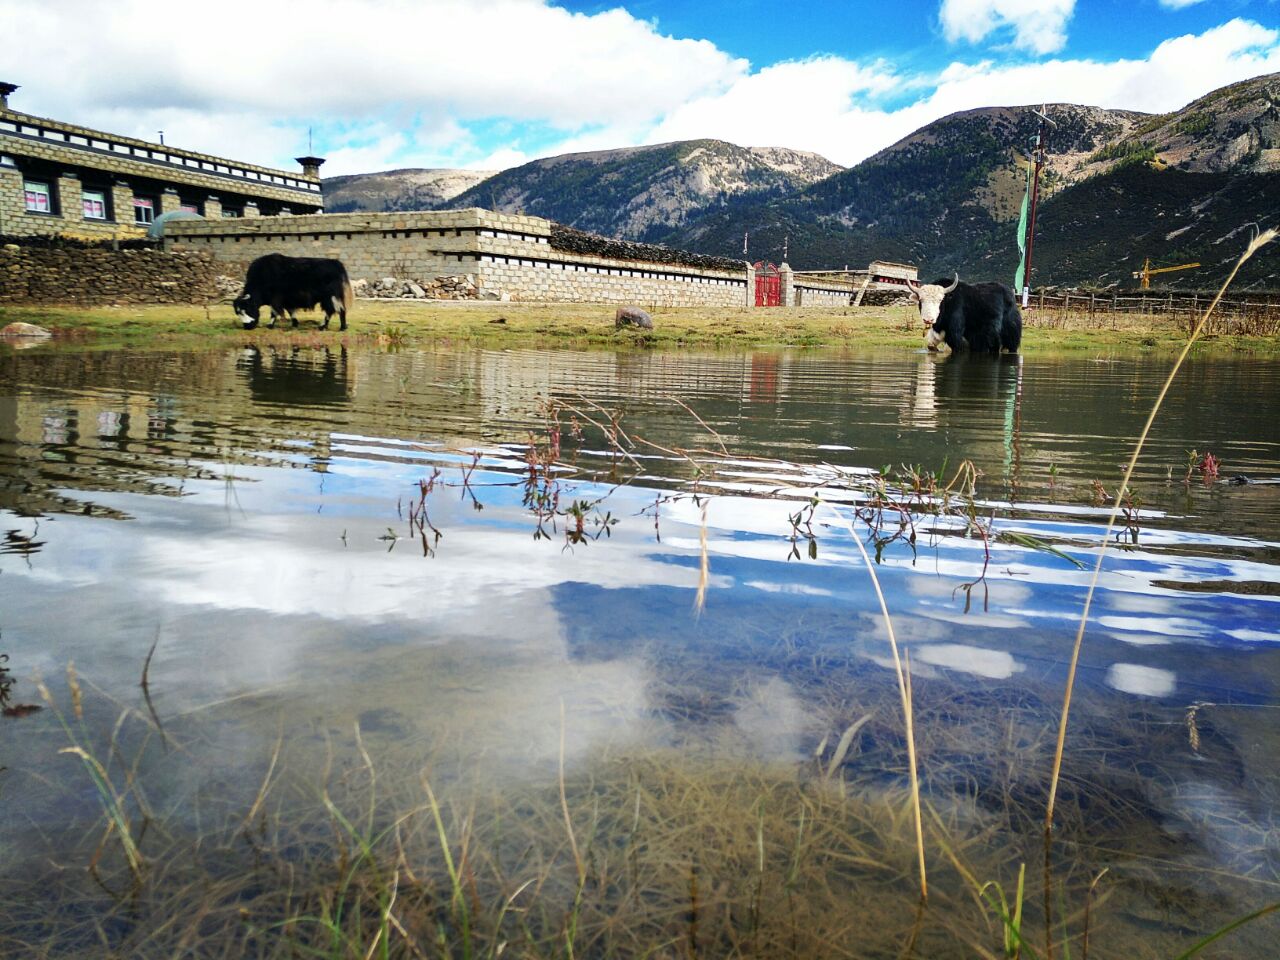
[132, 196, 156, 225]
[23, 180, 53, 214]
[82, 188, 109, 221]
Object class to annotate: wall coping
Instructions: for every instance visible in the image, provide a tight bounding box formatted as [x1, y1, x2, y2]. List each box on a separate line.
[163, 207, 548, 238]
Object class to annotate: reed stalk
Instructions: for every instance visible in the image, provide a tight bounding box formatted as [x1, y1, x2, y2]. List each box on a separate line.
[822, 501, 927, 902]
[1044, 227, 1276, 831]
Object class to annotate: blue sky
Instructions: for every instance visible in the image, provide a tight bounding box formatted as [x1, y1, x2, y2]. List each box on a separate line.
[2, 1, 1278, 176]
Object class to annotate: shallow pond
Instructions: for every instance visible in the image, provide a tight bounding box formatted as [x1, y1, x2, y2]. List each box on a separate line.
[1, 341, 1278, 957]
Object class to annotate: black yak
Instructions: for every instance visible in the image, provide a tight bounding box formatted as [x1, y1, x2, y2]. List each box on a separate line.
[906, 274, 1022, 354]
[234, 254, 353, 331]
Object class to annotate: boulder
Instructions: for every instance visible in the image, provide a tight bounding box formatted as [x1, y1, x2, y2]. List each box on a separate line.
[0, 321, 51, 339]
[615, 306, 654, 330]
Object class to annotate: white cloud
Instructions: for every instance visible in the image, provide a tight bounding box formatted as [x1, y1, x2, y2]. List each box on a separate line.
[640, 19, 1280, 167]
[2, 1, 1277, 179]
[0, 0, 746, 175]
[939, 0, 1077, 54]
[649, 56, 921, 165]
[1159, 0, 1208, 8]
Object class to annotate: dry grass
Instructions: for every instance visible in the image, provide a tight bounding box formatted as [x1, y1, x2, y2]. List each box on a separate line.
[3, 298, 1279, 355]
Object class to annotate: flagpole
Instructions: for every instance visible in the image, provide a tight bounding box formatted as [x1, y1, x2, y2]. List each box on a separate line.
[1021, 106, 1055, 309]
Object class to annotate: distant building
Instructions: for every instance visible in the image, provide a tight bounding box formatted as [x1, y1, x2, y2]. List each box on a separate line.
[0, 82, 323, 240]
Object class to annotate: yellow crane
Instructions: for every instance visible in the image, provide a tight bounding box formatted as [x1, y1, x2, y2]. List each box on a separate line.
[1132, 258, 1200, 289]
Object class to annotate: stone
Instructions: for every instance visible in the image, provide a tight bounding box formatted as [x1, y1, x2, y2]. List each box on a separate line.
[1, 321, 52, 338]
[615, 306, 653, 330]
[407, 282, 427, 298]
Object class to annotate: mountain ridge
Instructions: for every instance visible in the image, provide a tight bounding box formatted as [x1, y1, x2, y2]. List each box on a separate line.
[325, 72, 1280, 289]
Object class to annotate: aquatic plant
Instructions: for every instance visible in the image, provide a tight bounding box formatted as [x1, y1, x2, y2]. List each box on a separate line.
[35, 664, 146, 885]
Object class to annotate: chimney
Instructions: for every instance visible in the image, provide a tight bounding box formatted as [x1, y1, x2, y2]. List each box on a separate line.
[0, 82, 18, 110]
[295, 156, 325, 179]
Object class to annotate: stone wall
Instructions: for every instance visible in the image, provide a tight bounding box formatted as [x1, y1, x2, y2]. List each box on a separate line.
[794, 282, 854, 306]
[0, 243, 220, 304]
[166, 208, 751, 307]
[478, 256, 746, 306]
[164, 208, 495, 283]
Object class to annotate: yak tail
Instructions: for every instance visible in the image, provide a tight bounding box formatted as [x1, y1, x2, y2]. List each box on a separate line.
[342, 276, 354, 314]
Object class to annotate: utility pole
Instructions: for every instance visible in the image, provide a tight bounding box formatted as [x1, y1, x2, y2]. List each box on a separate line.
[1021, 105, 1056, 308]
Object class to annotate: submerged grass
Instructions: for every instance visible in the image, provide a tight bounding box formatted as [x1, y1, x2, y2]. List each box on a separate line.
[7, 656, 1277, 959]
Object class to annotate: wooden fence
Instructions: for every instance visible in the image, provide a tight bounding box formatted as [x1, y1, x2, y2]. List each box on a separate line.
[1023, 289, 1280, 336]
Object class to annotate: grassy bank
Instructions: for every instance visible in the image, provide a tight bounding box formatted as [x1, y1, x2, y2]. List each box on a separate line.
[3, 299, 1277, 354]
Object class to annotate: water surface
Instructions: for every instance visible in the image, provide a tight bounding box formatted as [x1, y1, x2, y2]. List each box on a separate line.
[1, 342, 1277, 956]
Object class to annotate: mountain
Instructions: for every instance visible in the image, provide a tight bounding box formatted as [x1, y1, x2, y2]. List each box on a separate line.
[444, 140, 842, 242]
[327, 73, 1279, 288]
[660, 104, 1148, 272]
[323, 168, 497, 213]
[1095, 72, 1280, 175]
[989, 163, 1280, 288]
[981, 72, 1280, 288]
[661, 73, 1280, 288]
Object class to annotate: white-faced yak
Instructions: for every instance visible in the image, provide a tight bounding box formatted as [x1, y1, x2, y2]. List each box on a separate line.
[234, 254, 353, 331]
[906, 274, 1022, 354]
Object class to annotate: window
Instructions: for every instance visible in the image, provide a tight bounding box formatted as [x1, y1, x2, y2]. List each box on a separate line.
[133, 197, 155, 225]
[221, 208, 241, 218]
[24, 180, 51, 213]
[179, 202, 200, 215]
[82, 189, 107, 220]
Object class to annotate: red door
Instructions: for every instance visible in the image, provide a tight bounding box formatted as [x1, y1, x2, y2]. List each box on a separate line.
[754, 261, 781, 307]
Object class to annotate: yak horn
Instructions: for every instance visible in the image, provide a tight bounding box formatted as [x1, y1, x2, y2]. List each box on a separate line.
[905, 277, 920, 294]
[942, 273, 959, 293]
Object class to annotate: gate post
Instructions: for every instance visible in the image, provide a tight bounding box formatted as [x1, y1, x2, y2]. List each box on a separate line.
[780, 262, 794, 307]
[744, 262, 755, 308]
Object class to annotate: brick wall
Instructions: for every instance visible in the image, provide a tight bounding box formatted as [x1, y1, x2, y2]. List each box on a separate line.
[0, 244, 220, 304]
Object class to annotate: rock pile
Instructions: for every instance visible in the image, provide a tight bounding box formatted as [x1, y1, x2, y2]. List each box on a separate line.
[550, 224, 744, 272]
[860, 289, 916, 307]
[214, 275, 244, 299]
[352, 275, 486, 300]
